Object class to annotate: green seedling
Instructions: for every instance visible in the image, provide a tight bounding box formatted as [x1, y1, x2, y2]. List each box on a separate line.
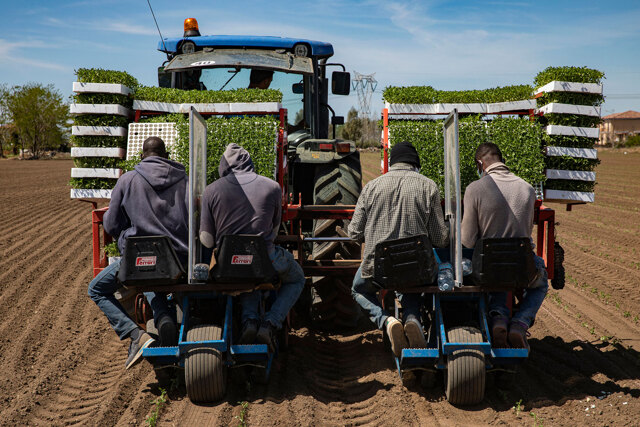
[513, 399, 523, 417]
[529, 411, 544, 427]
[145, 387, 167, 427]
[234, 401, 249, 427]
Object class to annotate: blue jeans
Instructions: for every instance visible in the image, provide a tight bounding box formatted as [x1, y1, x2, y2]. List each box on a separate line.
[488, 254, 549, 327]
[351, 266, 423, 330]
[239, 246, 305, 330]
[88, 259, 172, 339]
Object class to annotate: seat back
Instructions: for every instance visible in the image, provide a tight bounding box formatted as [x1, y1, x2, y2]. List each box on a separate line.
[471, 237, 537, 289]
[117, 236, 185, 286]
[212, 235, 278, 285]
[373, 235, 437, 290]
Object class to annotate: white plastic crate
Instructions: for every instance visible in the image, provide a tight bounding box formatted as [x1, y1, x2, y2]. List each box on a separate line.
[70, 103, 133, 117]
[127, 123, 178, 160]
[387, 99, 536, 116]
[132, 100, 282, 114]
[544, 189, 595, 203]
[72, 82, 132, 96]
[545, 169, 596, 181]
[71, 147, 126, 158]
[72, 126, 127, 137]
[545, 125, 599, 139]
[537, 103, 600, 117]
[70, 189, 113, 199]
[485, 99, 537, 113]
[535, 81, 603, 95]
[546, 146, 598, 159]
[71, 168, 123, 179]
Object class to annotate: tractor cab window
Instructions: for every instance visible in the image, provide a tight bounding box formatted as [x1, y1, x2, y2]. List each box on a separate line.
[193, 68, 304, 127]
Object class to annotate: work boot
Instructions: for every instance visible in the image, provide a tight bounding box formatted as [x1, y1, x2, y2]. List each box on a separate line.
[508, 320, 530, 350]
[238, 319, 260, 345]
[403, 315, 427, 348]
[385, 316, 408, 358]
[256, 321, 277, 353]
[491, 315, 509, 348]
[125, 330, 155, 369]
[157, 314, 178, 347]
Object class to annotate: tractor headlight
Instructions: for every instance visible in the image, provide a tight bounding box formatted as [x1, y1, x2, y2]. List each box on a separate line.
[181, 41, 196, 54]
[293, 43, 309, 57]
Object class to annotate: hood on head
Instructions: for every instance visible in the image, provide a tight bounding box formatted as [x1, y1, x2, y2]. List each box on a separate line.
[219, 143, 255, 177]
[134, 156, 186, 191]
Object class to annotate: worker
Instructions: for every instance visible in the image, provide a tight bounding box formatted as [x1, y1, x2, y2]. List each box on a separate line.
[348, 141, 449, 357]
[248, 69, 274, 90]
[199, 143, 304, 352]
[88, 137, 188, 369]
[461, 142, 548, 350]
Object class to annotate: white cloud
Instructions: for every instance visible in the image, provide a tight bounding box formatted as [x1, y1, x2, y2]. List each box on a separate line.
[0, 39, 68, 72]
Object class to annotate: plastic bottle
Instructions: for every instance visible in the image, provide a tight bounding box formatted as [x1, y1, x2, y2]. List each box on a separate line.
[462, 258, 473, 276]
[437, 262, 454, 292]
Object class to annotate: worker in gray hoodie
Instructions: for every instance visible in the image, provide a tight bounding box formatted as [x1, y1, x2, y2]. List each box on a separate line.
[88, 137, 188, 369]
[200, 143, 305, 352]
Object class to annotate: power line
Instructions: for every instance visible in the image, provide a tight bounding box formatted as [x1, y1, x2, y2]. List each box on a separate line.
[351, 72, 378, 118]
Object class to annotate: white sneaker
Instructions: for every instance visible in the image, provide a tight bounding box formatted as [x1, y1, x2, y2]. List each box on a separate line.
[385, 317, 408, 357]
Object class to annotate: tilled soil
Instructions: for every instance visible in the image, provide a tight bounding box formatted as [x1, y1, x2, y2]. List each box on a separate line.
[1, 152, 639, 426]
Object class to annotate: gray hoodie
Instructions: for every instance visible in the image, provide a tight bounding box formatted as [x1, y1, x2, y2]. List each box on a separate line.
[104, 156, 189, 263]
[200, 143, 281, 252]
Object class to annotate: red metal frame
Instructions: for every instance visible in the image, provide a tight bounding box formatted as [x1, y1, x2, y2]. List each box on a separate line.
[91, 206, 111, 277]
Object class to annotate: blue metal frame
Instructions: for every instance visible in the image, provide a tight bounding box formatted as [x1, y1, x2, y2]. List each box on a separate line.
[393, 290, 529, 380]
[142, 292, 275, 379]
[158, 35, 334, 57]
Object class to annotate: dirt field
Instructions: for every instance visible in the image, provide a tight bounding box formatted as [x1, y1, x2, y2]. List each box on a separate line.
[1, 150, 639, 426]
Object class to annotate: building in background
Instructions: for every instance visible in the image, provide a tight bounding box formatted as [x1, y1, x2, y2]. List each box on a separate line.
[599, 110, 640, 146]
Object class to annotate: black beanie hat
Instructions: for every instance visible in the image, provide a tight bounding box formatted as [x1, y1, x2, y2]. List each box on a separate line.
[390, 141, 420, 168]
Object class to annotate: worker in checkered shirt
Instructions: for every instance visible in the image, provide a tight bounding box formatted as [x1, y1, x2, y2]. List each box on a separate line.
[348, 141, 449, 357]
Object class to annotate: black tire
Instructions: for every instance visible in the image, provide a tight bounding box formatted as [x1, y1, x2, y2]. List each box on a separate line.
[185, 325, 226, 402]
[310, 153, 362, 330]
[445, 326, 486, 406]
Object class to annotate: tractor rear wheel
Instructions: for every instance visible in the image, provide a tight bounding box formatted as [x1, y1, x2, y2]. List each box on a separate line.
[185, 324, 226, 402]
[445, 326, 486, 405]
[311, 153, 362, 329]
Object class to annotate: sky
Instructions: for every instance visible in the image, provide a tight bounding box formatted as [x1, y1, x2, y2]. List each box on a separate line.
[1, 0, 639, 119]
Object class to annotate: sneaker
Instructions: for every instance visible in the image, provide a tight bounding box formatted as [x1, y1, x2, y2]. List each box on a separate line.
[256, 321, 277, 353]
[125, 332, 155, 369]
[491, 315, 509, 348]
[508, 320, 530, 350]
[157, 314, 178, 347]
[385, 316, 408, 358]
[238, 319, 260, 345]
[404, 316, 427, 348]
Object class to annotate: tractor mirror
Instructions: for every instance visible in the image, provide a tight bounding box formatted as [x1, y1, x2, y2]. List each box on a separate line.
[332, 116, 344, 125]
[158, 66, 171, 88]
[332, 71, 350, 95]
[292, 82, 304, 94]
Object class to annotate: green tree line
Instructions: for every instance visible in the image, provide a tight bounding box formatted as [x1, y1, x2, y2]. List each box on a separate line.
[0, 83, 69, 159]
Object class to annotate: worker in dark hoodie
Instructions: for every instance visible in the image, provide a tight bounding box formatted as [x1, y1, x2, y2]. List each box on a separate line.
[199, 143, 305, 352]
[88, 137, 188, 369]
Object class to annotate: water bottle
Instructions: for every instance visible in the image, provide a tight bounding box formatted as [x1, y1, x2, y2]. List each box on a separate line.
[462, 258, 473, 276]
[437, 262, 454, 292]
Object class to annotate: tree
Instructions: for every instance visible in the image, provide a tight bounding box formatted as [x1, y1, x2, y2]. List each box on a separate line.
[2, 83, 69, 159]
[341, 107, 362, 143]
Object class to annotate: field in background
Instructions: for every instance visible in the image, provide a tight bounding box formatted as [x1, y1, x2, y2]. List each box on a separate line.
[0, 150, 638, 426]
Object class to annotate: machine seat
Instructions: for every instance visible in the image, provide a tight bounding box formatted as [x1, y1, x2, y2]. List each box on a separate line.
[118, 236, 185, 287]
[211, 235, 279, 287]
[373, 234, 437, 290]
[471, 237, 537, 289]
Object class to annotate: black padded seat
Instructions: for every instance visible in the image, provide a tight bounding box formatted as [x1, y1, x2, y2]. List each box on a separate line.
[211, 235, 279, 287]
[373, 234, 437, 290]
[471, 237, 537, 289]
[118, 236, 185, 287]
